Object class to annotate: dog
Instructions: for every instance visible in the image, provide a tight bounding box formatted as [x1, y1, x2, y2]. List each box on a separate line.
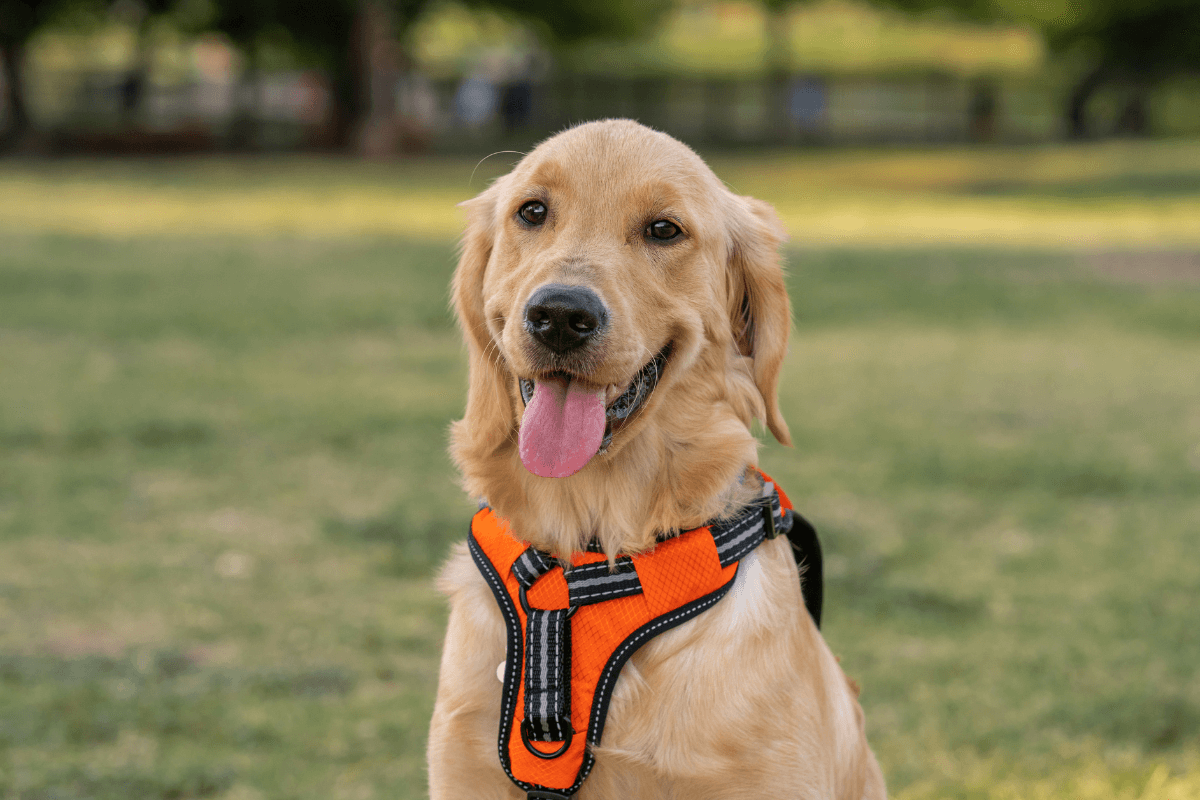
[428, 119, 886, 799]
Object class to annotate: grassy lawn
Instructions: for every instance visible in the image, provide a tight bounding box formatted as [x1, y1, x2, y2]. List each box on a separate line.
[1, 144, 1199, 799]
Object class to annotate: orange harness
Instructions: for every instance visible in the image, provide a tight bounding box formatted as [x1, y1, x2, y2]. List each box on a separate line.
[468, 474, 821, 799]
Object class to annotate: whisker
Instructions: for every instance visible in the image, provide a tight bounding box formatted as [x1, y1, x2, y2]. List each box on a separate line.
[470, 151, 526, 188]
[479, 316, 507, 367]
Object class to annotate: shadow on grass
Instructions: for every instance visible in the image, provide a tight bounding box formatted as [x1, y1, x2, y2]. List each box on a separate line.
[0, 421, 217, 453]
[324, 508, 458, 578]
[1094, 692, 1200, 751]
[888, 446, 1200, 498]
[0, 650, 356, 748]
[966, 172, 1200, 199]
[11, 766, 236, 800]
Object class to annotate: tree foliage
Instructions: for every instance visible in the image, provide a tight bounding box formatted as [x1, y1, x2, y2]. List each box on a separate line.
[463, 0, 674, 45]
[871, 0, 1199, 135]
[1, 0, 77, 146]
[0, 0, 69, 47]
[2, 0, 681, 151]
[1038, 0, 1200, 79]
[873, 0, 1199, 76]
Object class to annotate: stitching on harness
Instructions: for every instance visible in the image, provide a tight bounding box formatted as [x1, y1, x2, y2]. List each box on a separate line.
[570, 557, 636, 574]
[468, 531, 535, 791]
[587, 586, 728, 744]
[569, 575, 737, 793]
[570, 583, 641, 600]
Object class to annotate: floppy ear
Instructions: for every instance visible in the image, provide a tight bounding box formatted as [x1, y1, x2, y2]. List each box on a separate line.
[451, 186, 515, 457]
[725, 193, 793, 446]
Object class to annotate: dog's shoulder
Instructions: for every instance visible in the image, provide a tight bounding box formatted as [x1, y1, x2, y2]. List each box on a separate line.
[434, 540, 478, 598]
[586, 538, 861, 792]
[435, 541, 507, 656]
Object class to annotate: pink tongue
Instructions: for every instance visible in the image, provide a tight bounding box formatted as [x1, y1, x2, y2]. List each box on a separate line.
[519, 376, 607, 478]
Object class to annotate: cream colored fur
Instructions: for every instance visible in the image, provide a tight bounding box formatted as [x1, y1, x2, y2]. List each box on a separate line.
[428, 119, 886, 799]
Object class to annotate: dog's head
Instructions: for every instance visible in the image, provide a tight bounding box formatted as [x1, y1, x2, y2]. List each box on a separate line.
[451, 120, 790, 532]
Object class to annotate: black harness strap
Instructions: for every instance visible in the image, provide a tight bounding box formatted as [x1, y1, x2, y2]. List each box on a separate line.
[522, 606, 572, 744]
[710, 483, 824, 629]
[787, 509, 824, 629]
[512, 548, 554, 587]
[512, 547, 574, 745]
[710, 487, 784, 567]
[564, 556, 641, 606]
[511, 548, 646, 746]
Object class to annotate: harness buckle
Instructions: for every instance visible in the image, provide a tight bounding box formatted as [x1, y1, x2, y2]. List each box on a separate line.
[761, 497, 777, 539]
[759, 495, 794, 540]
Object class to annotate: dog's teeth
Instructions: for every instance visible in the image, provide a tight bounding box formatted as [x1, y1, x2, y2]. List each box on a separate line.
[605, 383, 624, 404]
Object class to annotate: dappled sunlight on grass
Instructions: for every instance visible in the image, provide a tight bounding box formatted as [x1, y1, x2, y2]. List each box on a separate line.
[0, 177, 467, 241]
[769, 194, 1200, 248]
[894, 754, 1200, 800]
[5, 141, 1200, 247]
[715, 140, 1200, 193]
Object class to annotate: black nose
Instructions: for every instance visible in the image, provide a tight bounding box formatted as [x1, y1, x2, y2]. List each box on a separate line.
[523, 284, 608, 354]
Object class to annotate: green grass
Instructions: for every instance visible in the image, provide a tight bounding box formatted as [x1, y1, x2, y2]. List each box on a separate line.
[1, 147, 1199, 799]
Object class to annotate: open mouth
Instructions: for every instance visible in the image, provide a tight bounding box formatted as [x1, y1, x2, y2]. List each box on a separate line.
[517, 346, 670, 478]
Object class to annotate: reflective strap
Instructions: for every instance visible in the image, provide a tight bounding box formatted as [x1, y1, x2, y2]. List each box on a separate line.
[523, 606, 572, 742]
[512, 547, 554, 588]
[565, 557, 641, 607]
[710, 486, 788, 569]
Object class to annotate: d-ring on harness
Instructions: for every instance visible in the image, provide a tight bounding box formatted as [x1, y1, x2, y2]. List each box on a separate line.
[468, 471, 823, 800]
[518, 585, 577, 760]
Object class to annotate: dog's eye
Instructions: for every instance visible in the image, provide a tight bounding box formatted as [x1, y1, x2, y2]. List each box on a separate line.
[646, 220, 680, 241]
[518, 201, 547, 226]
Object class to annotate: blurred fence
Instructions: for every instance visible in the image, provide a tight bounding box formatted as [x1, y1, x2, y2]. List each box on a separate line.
[8, 65, 1200, 153]
[441, 74, 1018, 144]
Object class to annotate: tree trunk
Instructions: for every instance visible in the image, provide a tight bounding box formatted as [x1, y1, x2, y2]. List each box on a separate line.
[1066, 64, 1107, 140]
[228, 39, 261, 151]
[120, 14, 156, 126]
[324, 4, 373, 152]
[968, 78, 997, 143]
[353, 0, 402, 157]
[1, 43, 31, 150]
[1115, 82, 1151, 137]
[764, 4, 791, 145]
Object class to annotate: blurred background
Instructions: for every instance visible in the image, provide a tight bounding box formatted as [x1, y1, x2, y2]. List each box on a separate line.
[1, 0, 1199, 799]
[2, 0, 1200, 152]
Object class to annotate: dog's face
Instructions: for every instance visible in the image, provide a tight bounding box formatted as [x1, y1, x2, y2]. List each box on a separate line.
[452, 121, 791, 517]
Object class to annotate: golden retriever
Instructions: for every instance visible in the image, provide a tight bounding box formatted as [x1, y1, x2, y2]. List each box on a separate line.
[428, 119, 886, 799]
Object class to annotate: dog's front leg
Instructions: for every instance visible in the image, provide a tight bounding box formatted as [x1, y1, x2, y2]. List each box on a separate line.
[428, 548, 519, 799]
[427, 698, 518, 799]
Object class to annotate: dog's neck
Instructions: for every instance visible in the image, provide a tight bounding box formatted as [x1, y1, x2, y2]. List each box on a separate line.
[455, 410, 764, 558]
[452, 339, 775, 556]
